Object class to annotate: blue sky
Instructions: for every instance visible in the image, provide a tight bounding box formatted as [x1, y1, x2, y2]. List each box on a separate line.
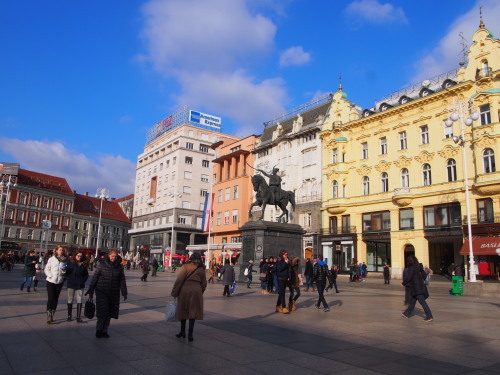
[1, 0, 499, 198]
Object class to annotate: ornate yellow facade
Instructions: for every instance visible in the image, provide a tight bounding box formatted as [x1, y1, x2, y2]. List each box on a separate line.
[320, 24, 500, 279]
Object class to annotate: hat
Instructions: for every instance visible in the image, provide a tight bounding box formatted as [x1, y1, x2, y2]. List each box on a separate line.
[279, 249, 288, 257]
[249, 260, 254, 263]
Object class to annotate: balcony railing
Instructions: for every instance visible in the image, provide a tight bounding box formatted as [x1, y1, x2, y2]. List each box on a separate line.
[463, 213, 500, 225]
[320, 226, 357, 235]
[476, 67, 493, 79]
[394, 187, 411, 195]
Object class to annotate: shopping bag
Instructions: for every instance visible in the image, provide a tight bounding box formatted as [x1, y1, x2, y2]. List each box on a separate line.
[230, 281, 236, 294]
[244, 267, 249, 276]
[165, 299, 177, 322]
[84, 297, 95, 319]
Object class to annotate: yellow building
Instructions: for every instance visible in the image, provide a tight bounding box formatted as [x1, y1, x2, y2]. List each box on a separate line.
[320, 22, 500, 279]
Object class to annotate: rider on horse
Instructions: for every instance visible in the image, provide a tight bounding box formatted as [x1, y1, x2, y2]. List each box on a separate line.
[257, 167, 281, 205]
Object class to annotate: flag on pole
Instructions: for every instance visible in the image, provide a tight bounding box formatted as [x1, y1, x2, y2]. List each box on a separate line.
[201, 193, 214, 232]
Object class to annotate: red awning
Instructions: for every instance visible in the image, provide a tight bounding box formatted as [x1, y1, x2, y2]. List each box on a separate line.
[459, 237, 500, 256]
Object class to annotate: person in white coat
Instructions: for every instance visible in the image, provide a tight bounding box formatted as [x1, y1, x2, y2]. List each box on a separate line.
[44, 246, 67, 324]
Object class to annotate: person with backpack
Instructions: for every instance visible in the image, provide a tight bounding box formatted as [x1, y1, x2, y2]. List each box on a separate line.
[313, 255, 330, 312]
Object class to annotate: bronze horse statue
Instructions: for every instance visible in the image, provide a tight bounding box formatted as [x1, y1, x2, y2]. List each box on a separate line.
[248, 174, 296, 223]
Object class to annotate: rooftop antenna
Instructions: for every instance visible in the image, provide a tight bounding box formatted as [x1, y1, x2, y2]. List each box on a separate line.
[479, 6, 485, 28]
[458, 32, 469, 67]
[338, 74, 343, 92]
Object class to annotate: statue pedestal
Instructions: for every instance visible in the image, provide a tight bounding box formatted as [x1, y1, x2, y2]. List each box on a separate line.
[238, 220, 304, 281]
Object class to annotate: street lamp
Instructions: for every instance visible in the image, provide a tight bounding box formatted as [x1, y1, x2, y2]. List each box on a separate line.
[95, 187, 110, 259]
[445, 97, 479, 282]
[0, 175, 18, 248]
[168, 191, 182, 266]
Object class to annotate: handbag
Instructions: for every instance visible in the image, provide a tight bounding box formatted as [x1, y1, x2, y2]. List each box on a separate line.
[244, 267, 249, 276]
[424, 286, 429, 300]
[84, 297, 95, 319]
[230, 281, 236, 294]
[259, 272, 267, 280]
[165, 299, 177, 322]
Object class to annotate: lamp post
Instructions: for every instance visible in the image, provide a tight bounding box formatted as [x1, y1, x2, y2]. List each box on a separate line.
[95, 188, 110, 259]
[168, 191, 182, 266]
[0, 174, 18, 249]
[444, 98, 479, 282]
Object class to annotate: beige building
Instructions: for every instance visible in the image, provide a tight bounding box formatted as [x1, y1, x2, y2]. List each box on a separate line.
[320, 22, 499, 279]
[129, 107, 239, 262]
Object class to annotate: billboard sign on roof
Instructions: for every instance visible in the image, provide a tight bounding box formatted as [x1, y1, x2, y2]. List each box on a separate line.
[189, 110, 221, 129]
[0, 162, 19, 175]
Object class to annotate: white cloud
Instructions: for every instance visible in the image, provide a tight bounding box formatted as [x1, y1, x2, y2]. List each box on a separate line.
[176, 70, 287, 136]
[279, 46, 311, 67]
[345, 0, 408, 25]
[0, 138, 135, 198]
[412, 0, 500, 83]
[138, 0, 289, 131]
[140, 0, 276, 75]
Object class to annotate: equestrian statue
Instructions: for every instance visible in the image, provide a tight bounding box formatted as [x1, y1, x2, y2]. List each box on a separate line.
[248, 166, 296, 223]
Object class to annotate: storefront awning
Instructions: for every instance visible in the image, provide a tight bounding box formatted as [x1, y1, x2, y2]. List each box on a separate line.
[459, 237, 500, 256]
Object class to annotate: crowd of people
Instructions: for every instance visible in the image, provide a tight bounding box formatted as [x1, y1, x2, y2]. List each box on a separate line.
[4, 245, 439, 344]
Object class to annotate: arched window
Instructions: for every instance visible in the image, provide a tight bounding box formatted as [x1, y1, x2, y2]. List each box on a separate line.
[381, 172, 389, 193]
[422, 164, 432, 186]
[362, 176, 370, 195]
[483, 148, 496, 173]
[401, 168, 409, 188]
[483, 60, 490, 76]
[332, 180, 338, 198]
[447, 159, 457, 182]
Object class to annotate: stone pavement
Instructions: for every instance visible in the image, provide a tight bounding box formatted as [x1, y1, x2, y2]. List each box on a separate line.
[1, 266, 499, 375]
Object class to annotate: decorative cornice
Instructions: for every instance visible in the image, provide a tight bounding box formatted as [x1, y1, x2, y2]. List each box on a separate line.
[413, 115, 432, 124]
[394, 156, 412, 168]
[473, 133, 496, 148]
[438, 145, 460, 159]
[356, 164, 372, 176]
[374, 160, 392, 172]
[392, 122, 410, 130]
[414, 150, 434, 164]
[374, 127, 390, 135]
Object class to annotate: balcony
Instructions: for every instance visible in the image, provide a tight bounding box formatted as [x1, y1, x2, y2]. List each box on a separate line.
[146, 198, 156, 205]
[392, 187, 413, 207]
[320, 226, 357, 235]
[476, 67, 492, 80]
[463, 213, 500, 225]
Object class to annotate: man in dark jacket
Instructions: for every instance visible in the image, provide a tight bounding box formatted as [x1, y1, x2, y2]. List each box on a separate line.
[275, 250, 290, 313]
[313, 255, 330, 312]
[401, 255, 433, 322]
[152, 258, 159, 276]
[304, 258, 314, 291]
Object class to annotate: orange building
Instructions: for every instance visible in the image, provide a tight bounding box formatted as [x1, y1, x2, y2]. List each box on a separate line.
[209, 135, 258, 262]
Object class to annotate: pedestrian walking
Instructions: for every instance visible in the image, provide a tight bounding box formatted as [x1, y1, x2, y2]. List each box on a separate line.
[403, 267, 411, 305]
[140, 257, 150, 282]
[220, 259, 235, 297]
[383, 263, 391, 284]
[245, 260, 256, 288]
[152, 258, 159, 276]
[313, 255, 329, 312]
[44, 246, 68, 323]
[325, 264, 339, 293]
[275, 250, 290, 314]
[21, 250, 37, 292]
[288, 256, 301, 311]
[65, 251, 89, 322]
[401, 255, 433, 322]
[304, 258, 314, 291]
[86, 249, 128, 338]
[171, 252, 207, 342]
[259, 258, 269, 294]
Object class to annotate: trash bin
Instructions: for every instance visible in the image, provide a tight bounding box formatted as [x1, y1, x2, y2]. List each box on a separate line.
[451, 276, 464, 295]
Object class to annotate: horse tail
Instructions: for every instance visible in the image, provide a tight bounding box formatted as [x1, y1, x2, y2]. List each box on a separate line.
[289, 191, 296, 211]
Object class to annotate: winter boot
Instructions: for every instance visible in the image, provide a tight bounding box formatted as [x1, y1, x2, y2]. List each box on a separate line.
[291, 300, 297, 311]
[276, 306, 282, 313]
[288, 302, 293, 311]
[46, 310, 52, 324]
[27, 286, 31, 293]
[67, 303, 73, 322]
[76, 303, 83, 323]
[282, 307, 290, 314]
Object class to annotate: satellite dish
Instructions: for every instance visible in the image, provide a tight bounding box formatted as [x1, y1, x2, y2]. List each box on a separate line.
[422, 79, 431, 87]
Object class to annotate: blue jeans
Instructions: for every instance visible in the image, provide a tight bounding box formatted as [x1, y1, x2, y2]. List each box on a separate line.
[305, 275, 313, 289]
[22, 276, 33, 287]
[404, 294, 433, 319]
[261, 280, 267, 290]
[273, 275, 279, 293]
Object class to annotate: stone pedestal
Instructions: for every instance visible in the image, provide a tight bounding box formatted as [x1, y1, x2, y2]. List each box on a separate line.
[238, 220, 305, 281]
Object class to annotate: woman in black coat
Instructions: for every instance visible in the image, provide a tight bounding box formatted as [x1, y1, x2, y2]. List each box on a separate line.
[65, 251, 89, 322]
[86, 250, 128, 338]
[21, 250, 38, 292]
[401, 255, 433, 322]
